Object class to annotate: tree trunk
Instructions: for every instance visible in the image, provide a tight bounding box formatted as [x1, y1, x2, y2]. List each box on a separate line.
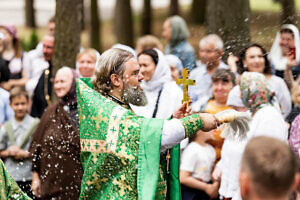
[90, 0, 101, 52]
[279, 0, 296, 24]
[169, 0, 180, 16]
[141, 0, 152, 35]
[25, 0, 36, 28]
[81, 1, 85, 30]
[53, 0, 82, 73]
[206, 0, 250, 58]
[114, 0, 134, 47]
[191, 0, 206, 24]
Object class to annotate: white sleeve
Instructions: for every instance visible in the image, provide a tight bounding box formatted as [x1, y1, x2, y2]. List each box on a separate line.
[161, 118, 185, 152]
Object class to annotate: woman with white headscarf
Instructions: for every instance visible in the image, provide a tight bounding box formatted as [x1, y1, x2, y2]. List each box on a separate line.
[131, 49, 183, 119]
[269, 24, 300, 81]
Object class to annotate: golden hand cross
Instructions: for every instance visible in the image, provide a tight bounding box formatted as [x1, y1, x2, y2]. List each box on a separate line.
[176, 68, 195, 103]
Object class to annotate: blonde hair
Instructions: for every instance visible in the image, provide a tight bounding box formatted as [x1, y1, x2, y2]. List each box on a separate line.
[76, 48, 98, 63]
[136, 35, 163, 54]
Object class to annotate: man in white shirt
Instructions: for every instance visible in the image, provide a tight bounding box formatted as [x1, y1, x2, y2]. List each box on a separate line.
[189, 34, 228, 102]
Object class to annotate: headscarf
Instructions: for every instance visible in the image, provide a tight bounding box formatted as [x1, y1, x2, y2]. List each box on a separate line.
[226, 85, 245, 107]
[269, 24, 300, 70]
[58, 67, 78, 127]
[169, 15, 189, 47]
[140, 49, 172, 91]
[240, 72, 275, 113]
[164, 54, 183, 72]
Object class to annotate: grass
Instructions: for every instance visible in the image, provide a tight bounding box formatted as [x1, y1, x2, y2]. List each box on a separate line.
[250, 0, 300, 12]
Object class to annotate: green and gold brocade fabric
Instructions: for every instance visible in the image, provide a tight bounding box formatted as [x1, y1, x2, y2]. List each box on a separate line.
[0, 159, 31, 200]
[179, 114, 203, 137]
[77, 78, 165, 200]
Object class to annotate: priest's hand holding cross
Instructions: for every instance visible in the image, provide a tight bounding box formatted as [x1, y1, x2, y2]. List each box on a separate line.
[173, 68, 251, 138]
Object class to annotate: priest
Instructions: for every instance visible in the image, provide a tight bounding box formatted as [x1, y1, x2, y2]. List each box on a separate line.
[77, 48, 244, 200]
[0, 159, 31, 199]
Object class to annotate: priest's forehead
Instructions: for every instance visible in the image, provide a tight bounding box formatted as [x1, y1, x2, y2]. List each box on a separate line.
[123, 58, 140, 78]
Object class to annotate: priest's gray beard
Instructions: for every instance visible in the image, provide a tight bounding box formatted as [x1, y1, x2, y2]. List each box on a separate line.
[122, 84, 148, 106]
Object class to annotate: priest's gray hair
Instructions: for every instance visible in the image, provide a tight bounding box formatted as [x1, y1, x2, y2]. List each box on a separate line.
[92, 48, 134, 95]
[199, 34, 224, 51]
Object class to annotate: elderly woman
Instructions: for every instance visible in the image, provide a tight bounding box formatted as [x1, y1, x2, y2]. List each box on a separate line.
[165, 54, 183, 81]
[131, 49, 182, 119]
[162, 15, 196, 71]
[228, 43, 292, 118]
[29, 67, 83, 200]
[77, 48, 99, 78]
[240, 72, 288, 140]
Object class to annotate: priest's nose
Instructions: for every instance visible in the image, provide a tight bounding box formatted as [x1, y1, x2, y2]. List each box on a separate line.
[138, 73, 144, 82]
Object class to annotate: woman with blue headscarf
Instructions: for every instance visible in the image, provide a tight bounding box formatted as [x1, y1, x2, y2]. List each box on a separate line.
[162, 16, 196, 72]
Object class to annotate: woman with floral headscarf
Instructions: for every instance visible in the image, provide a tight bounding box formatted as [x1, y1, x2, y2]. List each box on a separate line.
[240, 72, 288, 140]
[162, 15, 196, 71]
[214, 72, 288, 200]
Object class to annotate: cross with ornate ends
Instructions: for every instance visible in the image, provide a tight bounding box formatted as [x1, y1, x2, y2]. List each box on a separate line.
[176, 68, 195, 103]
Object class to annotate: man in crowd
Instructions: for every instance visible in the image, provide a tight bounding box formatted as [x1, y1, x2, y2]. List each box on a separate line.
[239, 136, 299, 200]
[189, 34, 228, 102]
[30, 34, 54, 118]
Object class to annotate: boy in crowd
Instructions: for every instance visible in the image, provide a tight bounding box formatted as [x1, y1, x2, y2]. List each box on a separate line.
[0, 87, 39, 198]
[239, 136, 299, 200]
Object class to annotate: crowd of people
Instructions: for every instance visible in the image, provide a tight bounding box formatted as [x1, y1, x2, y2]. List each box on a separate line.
[0, 14, 300, 200]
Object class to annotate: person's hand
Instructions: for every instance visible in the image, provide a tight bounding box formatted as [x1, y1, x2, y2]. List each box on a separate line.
[212, 165, 222, 182]
[14, 149, 30, 160]
[199, 113, 219, 131]
[31, 172, 41, 198]
[286, 56, 298, 69]
[7, 145, 21, 157]
[227, 54, 239, 73]
[173, 101, 192, 119]
[205, 182, 219, 198]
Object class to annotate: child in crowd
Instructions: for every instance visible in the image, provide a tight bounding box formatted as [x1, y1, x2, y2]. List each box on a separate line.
[180, 130, 219, 200]
[0, 86, 39, 198]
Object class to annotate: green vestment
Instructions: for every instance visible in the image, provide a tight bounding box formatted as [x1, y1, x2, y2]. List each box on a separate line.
[77, 78, 203, 200]
[0, 159, 31, 200]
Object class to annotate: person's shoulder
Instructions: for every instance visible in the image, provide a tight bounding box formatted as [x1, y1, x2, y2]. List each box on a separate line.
[219, 61, 229, 69]
[0, 88, 9, 100]
[40, 103, 59, 118]
[25, 114, 39, 124]
[190, 65, 206, 77]
[292, 114, 300, 124]
[181, 41, 195, 52]
[257, 105, 282, 118]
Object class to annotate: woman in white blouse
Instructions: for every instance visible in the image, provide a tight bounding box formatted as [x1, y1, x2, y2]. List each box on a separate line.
[228, 43, 292, 118]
